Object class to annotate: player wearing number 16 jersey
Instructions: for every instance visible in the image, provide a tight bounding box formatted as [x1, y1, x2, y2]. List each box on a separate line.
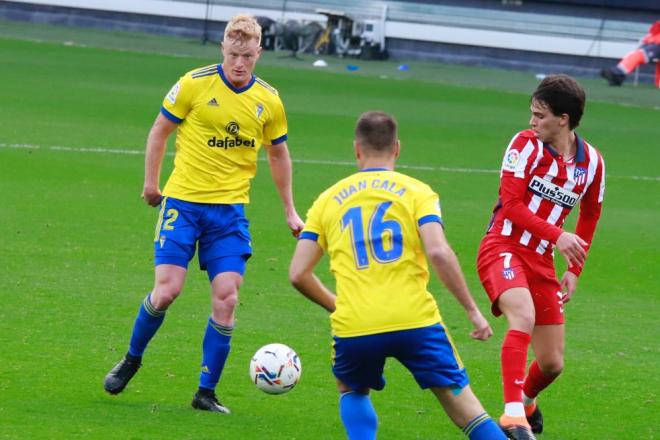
[289, 112, 505, 440]
[477, 75, 605, 439]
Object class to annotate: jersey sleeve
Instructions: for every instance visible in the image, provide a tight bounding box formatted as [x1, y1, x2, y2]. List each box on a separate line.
[414, 185, 443, 228]
[569, 152, 605, 276]
[498, 132, 564, 243]
[263, 95, 288, 145]
[500, 131, 537, 178]
[299, 194, 328, 250]
[160, 74, 194, 123]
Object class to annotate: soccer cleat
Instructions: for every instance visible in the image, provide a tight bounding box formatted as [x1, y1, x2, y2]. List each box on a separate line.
[104, 353, 142, 395]
[525, 403, 544, 434]
[499, 415, 537, 440]
[600, 67, 625, 86]
[191, 390, 231, 414]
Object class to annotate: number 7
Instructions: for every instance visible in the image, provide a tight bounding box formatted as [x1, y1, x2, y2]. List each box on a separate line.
[499, 252, 512, 268]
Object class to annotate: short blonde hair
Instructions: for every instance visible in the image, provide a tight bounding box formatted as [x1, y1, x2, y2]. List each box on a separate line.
[224, 14, 261, 45]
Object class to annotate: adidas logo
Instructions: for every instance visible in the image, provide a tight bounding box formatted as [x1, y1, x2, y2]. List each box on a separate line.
[207, 98, 219, 106]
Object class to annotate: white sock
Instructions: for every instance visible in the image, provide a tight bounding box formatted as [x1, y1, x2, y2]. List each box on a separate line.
[504, 402, 525, 417]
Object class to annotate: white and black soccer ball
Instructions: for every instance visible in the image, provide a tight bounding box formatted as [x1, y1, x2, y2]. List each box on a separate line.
[249, 343, 302, 395]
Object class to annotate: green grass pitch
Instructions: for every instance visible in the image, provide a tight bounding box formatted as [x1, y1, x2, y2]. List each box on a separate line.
[0, 21, 658, 439]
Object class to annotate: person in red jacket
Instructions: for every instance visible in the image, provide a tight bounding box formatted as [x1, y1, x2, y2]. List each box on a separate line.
[601, 20, 660, 87]
[477, 74, 605, 439]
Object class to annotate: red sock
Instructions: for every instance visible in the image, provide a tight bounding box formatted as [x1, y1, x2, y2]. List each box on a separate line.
[523, 360, 557, 400]
[617, 49, 646, 74]
[655, 61, 660, 88]
[501, 329, 531, 403]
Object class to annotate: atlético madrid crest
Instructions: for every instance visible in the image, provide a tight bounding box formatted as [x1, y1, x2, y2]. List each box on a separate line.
[573, 167, 587, 185]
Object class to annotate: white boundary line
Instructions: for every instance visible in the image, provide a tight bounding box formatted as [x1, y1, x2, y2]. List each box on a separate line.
[2, 142, 659, 181]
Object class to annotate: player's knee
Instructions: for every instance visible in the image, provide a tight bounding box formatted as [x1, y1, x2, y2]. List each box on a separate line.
[539, 358, 564, 377]
[499, 290, 535, 332]
[213, 287, 239, 312]
[521, 313, 535, 331]
[506, 311, 535, 333]
[151, 283, 182, 309]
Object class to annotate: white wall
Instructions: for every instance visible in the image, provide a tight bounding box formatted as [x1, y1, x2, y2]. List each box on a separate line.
[385, 21, 635, 59]
[9, 0, 636, 58]
[7, 0, 324, 22]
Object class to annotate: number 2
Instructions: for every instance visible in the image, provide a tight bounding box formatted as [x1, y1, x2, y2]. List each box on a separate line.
[163, 209, 179, 230]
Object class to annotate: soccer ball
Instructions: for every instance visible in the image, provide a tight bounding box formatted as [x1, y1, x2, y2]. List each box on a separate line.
[249, 343, 302, 394]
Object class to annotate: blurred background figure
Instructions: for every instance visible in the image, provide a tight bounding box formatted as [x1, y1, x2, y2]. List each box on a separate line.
[601, 20, 660, 87]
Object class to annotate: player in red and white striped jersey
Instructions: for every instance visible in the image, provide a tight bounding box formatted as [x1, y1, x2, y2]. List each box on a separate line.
[476, 75, 605, 439]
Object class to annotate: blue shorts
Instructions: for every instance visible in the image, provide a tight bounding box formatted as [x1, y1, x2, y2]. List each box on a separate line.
[153, 197, 252, 280]
[332, 323, 469, 392]
[641, 43, 659, 61]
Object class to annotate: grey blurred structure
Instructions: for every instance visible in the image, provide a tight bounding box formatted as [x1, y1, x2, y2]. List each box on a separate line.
[1, 0, 659, 82]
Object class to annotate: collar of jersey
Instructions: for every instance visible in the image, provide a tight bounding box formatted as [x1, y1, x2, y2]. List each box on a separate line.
[360, 167, 391, 172]
[542, 133, 585, 163]
[218, 64, 256, 93]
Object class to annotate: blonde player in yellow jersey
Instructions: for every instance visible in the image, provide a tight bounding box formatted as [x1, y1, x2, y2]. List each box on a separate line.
[104, 14, 304, 413]
[289, 112, 506, 440]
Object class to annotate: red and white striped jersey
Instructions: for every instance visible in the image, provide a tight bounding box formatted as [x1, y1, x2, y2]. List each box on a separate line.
[485, 130, 605, 275]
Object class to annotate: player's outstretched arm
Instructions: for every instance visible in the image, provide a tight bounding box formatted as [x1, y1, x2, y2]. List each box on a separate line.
[419, 222, 493, 341]
[142, 113, 177, 206]
[265, 141, 304, 237]
[289, 238, 336, 312]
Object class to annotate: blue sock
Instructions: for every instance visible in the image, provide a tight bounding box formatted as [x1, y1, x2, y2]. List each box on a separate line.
[128, 294, 165, 357]
[199, 318, 233, 391]
[463, 412, 507, 440]
[339, 392, 378, 440]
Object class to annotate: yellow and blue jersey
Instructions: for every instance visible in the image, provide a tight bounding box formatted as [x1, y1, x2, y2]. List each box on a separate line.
[160, 64, 288, 204]
[300, 168, 444, 337]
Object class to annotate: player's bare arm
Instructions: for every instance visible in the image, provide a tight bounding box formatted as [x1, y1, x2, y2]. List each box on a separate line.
[142, 113, 177, 206]
[289, 239, 336, 312]
[265, 141, 304, 236]
[418, 222, 493, 341]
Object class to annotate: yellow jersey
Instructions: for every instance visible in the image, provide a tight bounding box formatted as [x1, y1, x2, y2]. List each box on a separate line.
[301, 168, 444, 337]
[160, 64, 288, 203]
